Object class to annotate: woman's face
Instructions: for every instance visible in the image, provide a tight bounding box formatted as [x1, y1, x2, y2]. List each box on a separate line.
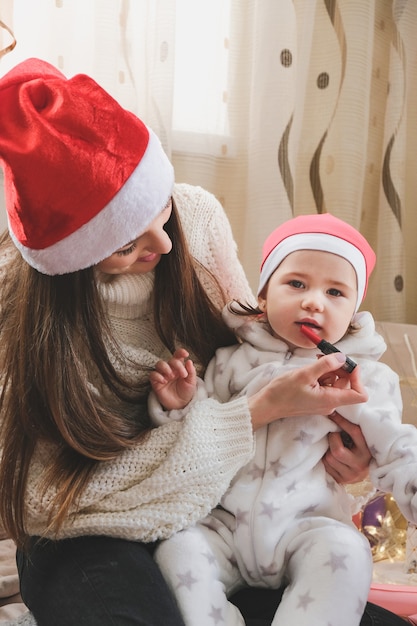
[96, 201, 173, 275]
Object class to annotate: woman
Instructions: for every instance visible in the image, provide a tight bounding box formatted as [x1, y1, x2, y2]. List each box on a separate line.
[0, 58, 402, 625]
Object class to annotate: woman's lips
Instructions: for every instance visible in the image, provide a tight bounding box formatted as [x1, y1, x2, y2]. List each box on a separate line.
[138, 253, 158, 263]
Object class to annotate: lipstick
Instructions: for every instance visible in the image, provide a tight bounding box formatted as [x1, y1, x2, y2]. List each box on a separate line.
[300, 325, 357, 373]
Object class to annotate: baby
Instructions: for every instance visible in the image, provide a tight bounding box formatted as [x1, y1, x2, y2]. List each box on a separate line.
[149, 214, 417, 626]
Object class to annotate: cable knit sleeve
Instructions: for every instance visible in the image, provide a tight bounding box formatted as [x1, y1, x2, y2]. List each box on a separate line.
[25, 397, 255, 542]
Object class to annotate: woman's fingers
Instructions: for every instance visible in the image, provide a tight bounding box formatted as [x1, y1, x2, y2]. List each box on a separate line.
[324, 412, 372, 484]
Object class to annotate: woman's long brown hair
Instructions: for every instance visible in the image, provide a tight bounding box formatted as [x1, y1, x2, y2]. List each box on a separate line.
[0, 200, 236, 548]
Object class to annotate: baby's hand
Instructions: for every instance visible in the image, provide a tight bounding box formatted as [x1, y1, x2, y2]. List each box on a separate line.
[150, 348, 197, 410]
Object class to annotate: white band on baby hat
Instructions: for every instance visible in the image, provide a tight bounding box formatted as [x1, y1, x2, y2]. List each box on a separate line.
[257, 232, 367, 312]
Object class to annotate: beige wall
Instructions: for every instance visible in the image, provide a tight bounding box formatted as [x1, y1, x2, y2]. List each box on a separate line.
[376, 322, 417, 428]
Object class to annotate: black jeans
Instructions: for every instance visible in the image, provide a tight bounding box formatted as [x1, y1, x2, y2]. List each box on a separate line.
[17, 536, 185, 625]
[17, 536, 408, 626]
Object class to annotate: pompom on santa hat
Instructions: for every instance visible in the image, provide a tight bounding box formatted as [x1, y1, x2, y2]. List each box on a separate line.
[0, 57, 174, 275]
[258, 213, 376, 312]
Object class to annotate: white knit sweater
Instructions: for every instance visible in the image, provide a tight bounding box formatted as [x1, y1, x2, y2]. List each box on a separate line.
[11, 184, 257, 542]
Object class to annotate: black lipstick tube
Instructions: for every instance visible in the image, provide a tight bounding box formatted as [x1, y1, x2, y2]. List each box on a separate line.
[300, 325, 357, 373]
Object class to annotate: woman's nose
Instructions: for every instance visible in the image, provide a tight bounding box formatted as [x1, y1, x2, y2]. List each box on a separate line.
[148, 228, 173, 254]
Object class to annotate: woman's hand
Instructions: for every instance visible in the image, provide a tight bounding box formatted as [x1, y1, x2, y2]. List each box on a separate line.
[323, 412, 372, 484]
[247, 353, 368, 431]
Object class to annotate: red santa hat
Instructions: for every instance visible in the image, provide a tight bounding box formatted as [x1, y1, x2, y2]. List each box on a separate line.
[0, 58, 174, 275]
[258, 213, 376, 312]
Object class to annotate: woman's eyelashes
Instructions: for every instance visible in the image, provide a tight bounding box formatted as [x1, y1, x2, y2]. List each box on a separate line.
[116, 242, 137, 257]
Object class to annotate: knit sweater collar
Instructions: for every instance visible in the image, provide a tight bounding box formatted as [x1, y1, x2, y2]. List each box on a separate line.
[96, 270, 155, 319]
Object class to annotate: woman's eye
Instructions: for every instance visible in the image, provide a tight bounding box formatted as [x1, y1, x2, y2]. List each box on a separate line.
[116, 243, 137, 257]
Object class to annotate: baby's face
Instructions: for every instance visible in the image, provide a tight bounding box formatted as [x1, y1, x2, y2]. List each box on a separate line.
[258, 249, 358, 349]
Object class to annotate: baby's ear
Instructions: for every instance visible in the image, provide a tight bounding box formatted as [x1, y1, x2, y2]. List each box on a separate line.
[257, 296, 266, 312]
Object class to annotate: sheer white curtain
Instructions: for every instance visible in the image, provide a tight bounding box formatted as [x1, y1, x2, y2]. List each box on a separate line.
[1, 0, 416, 323]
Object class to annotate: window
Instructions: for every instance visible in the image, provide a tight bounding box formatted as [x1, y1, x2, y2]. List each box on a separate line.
[173, 0, 231, 154]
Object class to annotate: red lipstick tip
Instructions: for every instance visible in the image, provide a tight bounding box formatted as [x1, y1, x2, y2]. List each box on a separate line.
[300, 324, 321, 345]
